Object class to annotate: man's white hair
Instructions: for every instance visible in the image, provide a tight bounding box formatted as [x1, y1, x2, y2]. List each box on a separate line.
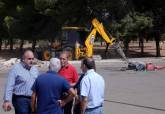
[49, 58, 61, 72]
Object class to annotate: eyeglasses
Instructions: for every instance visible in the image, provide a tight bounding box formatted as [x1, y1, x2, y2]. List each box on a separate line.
[27, 58, 34, 60]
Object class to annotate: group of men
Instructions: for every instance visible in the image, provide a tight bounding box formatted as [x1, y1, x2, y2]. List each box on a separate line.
[2, 49, 105, 114]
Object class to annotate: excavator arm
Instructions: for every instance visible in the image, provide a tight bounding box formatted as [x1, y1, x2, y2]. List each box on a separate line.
[92, 18, 116, 45]
[85, 18, 116, 58]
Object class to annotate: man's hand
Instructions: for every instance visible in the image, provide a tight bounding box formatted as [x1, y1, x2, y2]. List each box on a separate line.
[80, 96, 88, 114]
[58, 100, 66, 107]
[2, 101, 12, 111]
[31, 92, 37, 113]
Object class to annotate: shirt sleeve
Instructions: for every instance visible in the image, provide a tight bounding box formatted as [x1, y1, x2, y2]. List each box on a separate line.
[3, 68, 17, 101]
[80, 77, 90, 97]
[62, 79, 71, 92]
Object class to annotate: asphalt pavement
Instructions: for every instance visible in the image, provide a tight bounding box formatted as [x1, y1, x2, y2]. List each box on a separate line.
[1, 57, 165, 114]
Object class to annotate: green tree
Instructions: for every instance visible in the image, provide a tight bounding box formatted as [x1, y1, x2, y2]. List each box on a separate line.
[112, 12, 153, 55]
[132, 0, 165, 56]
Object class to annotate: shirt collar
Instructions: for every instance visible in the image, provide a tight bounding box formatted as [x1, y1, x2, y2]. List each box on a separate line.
[62, 64, 70, 69]
[47, 71, 57, 74]
[21, 62, 31, 70]
[85, 69, 95, 75]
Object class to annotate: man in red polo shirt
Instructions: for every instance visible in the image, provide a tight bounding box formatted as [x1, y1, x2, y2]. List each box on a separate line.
[59, 51, 78, 114]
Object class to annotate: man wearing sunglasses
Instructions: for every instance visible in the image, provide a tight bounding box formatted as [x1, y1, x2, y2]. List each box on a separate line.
[2, 49, 39, 114]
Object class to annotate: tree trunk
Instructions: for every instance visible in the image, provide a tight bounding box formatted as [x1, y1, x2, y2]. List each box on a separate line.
[103, 43, 109, 58]
[19, 39, 24, 50]
[156, 40, 160, 57]
[19, 39, 24, 55]
[9, 38, 13, 51]
[155, 30, 161, 57]
[101, 41, 103, 46]
[123, 37, 130, 54]
[32, 39, 36, 51]
[104, 43, 109, 54]
[0, 38, 2, 50]
[139, 37, 144, 56]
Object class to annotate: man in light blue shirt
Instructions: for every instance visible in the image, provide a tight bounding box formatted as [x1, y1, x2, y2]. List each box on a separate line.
[80, 57, 105, 114]
[2, 49, 39, 114]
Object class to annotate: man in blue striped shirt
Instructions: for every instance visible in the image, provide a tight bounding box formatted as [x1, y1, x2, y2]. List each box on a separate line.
[2, 49, 39, 114]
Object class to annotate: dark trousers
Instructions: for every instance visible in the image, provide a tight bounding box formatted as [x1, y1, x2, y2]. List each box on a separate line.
[74, 102, 81, 114]
[12, 95, 32, 114]
[64, 100, 73, 114]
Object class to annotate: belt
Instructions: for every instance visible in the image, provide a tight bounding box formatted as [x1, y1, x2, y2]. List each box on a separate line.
[13, 94, 31, 99]
[86, 105, 103, 110]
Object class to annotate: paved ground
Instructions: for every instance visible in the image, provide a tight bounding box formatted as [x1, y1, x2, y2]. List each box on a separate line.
[1, 57, 165, 114]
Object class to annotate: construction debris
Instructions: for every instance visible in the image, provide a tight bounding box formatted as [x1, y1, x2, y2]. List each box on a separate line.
[0, 58, 46, 68]
[1, 58, 20, 67]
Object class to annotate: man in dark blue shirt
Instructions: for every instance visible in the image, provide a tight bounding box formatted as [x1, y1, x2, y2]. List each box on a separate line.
[31, 58, 75, 114]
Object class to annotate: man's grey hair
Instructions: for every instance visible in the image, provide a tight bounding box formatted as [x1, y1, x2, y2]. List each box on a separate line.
[49, 58, 61, 72]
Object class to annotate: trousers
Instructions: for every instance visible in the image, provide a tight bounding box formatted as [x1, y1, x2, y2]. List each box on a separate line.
[12, 96, 32, 114]
[85, 106, 103, 114]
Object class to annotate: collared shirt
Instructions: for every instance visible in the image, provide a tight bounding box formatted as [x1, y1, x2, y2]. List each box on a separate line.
[80, 69, 105, 109]
[58, 64, 78, 84]
[4, 62, 39, 101]
[32, 71, 71, 113]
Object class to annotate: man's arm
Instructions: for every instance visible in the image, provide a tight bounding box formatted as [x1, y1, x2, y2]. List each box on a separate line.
[31, 92, 37, 113]
[58, 88, 76, 107]
[70, 82, 77, 87]
[79, 75, 90, 114]
[80, 96, 88, 114]
[3, 68, 16, 111]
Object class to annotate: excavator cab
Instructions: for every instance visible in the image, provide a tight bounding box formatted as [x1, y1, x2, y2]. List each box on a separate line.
[61, 27, 89, 60]
[61, 27, 87, 47]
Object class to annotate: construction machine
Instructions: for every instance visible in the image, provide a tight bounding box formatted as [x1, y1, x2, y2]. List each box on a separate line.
[74, 18, 116, 60]
[39, 18, 127, 62]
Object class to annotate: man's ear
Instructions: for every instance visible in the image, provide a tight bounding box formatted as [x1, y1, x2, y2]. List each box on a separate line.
[21, 57, 24, 62]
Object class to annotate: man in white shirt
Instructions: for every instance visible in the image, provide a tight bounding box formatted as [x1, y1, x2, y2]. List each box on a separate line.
[80, 57, 105, 114]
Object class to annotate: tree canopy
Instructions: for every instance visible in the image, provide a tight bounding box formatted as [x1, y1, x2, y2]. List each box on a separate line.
[0, 0, 165, 54]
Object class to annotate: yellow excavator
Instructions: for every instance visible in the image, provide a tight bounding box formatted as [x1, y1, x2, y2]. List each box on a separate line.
[41, 18, 127, 61]
[73, 18, 116, 60]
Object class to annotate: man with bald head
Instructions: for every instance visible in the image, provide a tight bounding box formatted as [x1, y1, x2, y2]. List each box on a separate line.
[2, 49, 39, 114]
